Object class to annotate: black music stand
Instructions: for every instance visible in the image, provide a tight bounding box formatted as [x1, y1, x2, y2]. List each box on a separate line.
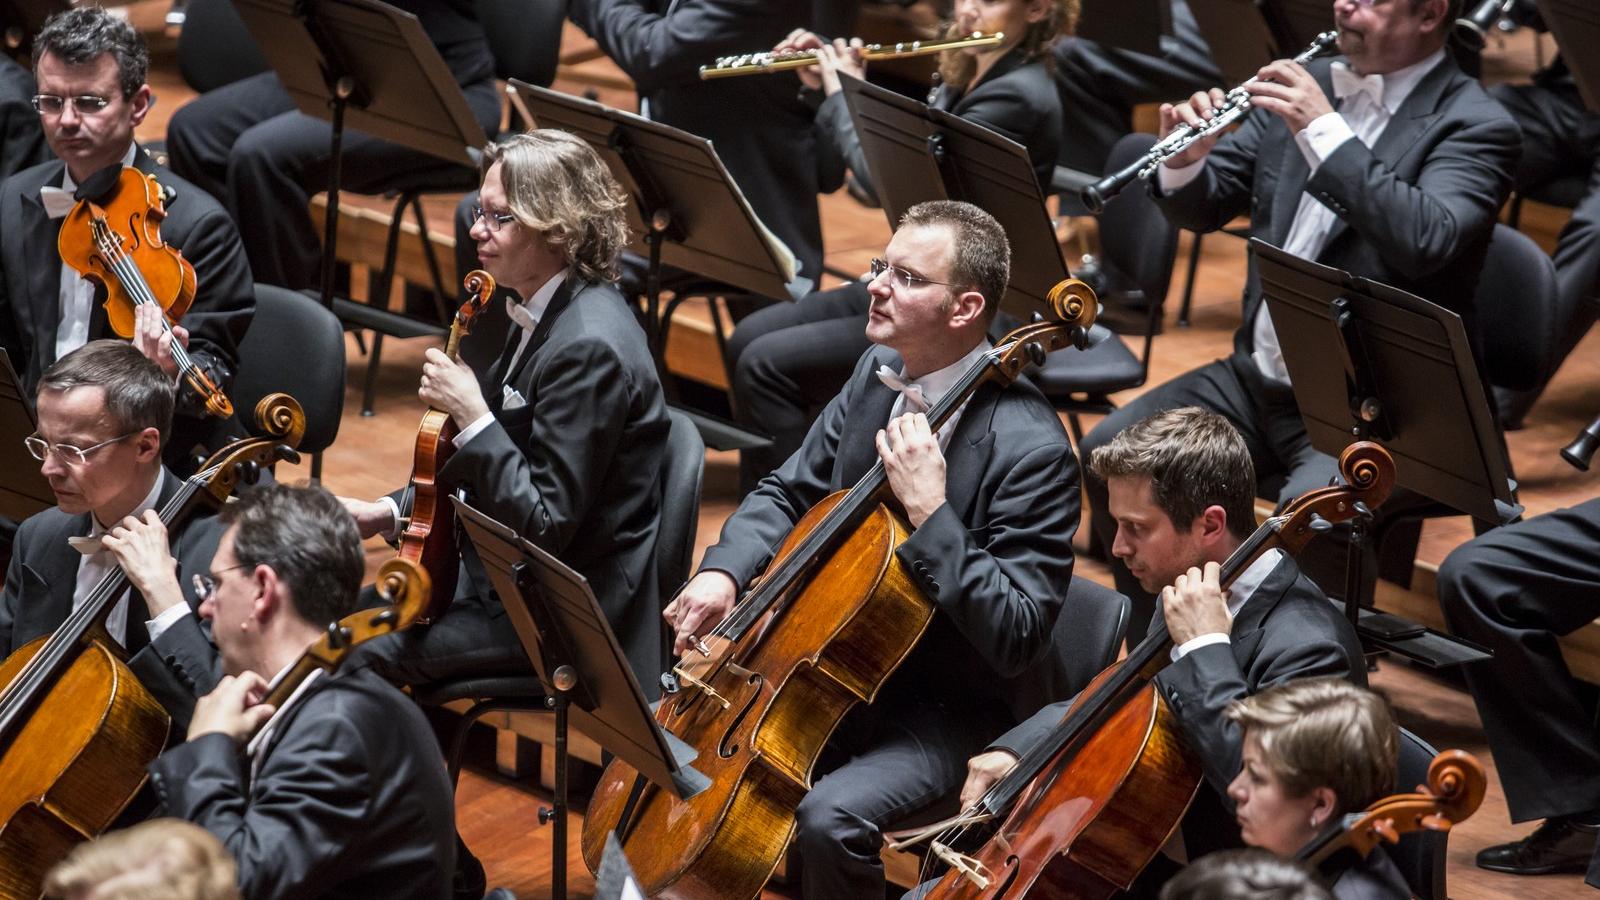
[453, 499, 708, 900]
[1537, 0, 1600, 112]
[838, 74, 1072, 322]
[230, 0, 487, 312]
[0, 350, 52, 524]
[1254, 240, 1508, 667]
[507, 79, 807, 451]
[1077, 0, 1170, 57]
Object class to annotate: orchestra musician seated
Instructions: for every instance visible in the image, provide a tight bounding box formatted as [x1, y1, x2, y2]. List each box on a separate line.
[1156, 848, 1333, 900]
[1, 340, 222, 734]
[0, 7, 253, 476]
[1075, 0, 1520, 636]
[954, 408, 1366, 888]
[339, 130, 669, 895]
[724, 0, 1076, 496]
[1222, 678, 1409, 900]
[664, 200, 1079, 900]
[140, 484, 457, 900]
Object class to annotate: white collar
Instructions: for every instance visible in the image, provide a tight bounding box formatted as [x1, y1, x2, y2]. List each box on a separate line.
[1223, 547, 1283, 617]
[62, 143, 139, 192]
[1333, 47, 1446, 116]
[91, 468, 164, 534]
[894, 341, 990, 410]
[245, 663, 324, 761]
[508, 268, 569, 331]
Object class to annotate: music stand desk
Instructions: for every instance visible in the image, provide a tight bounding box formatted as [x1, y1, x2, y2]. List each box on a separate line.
[0, 350, 53, 524]
[1537, 0, 1600, 112]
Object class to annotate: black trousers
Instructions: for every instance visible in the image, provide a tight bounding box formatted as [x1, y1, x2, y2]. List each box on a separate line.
[164, 71, 500, 291]
[1080, 352, 1339, 638]
[1489, 79, 1600, 409]
[1054, 0, 1222, 175]
[352, 592, 533, 687]
[728, 281, 872, 495]
[1437, 498, 1600, 888]
[794, 698, 1009, 900]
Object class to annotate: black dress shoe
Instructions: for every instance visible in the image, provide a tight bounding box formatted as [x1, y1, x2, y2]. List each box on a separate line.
[453, 834, 488, 900]
[1476, 818, 1600, 875]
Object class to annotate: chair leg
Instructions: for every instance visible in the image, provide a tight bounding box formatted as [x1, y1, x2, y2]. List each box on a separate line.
[361, 332, 386, 417]
[310, 452, 323, 484]
[1507, 192, 1524, 231]
[1178, 231, 1203, 327]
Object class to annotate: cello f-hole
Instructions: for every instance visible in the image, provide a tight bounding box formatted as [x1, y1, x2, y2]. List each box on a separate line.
[717, 671, 764, 759]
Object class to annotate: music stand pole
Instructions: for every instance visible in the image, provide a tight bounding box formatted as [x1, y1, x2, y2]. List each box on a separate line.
[537, 665, 578, 900]
[319, 77, 356, 313]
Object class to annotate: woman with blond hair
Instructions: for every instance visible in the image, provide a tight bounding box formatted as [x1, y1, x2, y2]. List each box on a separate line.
[45, 819, 239, 900]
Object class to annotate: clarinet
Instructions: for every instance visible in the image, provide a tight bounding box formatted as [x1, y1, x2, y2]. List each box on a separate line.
[1081, 31, 1339, 213]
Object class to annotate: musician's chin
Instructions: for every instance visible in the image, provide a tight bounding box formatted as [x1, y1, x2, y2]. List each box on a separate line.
[1335, 26, 1362, 56]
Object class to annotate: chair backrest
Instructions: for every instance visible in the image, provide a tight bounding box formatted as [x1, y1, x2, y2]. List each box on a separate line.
[1097, 132, 1181, 368]
[478, 0, 566, 88]
[232, 285, 346, 455]
[1382, 727, 1449, 900]
[657, 407, 706, 601]
[176, 0, 270, 93]
[1473, 223, 1558, 392]
[1001, 577, 1131, 723]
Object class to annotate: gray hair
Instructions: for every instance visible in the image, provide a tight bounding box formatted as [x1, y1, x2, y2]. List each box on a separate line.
[40, 340, 174, 446]
[218, 484, 364, 629]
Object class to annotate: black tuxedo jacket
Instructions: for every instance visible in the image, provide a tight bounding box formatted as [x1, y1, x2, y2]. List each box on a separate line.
[816, 47, 1064, 199]
[568, 0, 827, 283]
[0, 146, 254, 411]
[405, 277, 670, 693]
[148, 667, 457, 900]
[700, 344, 1079, 715]
[994, 555, 1366, 858]
[0, 55, 46, 184]
[1153, 55, 1520, 362]
[0, 470, 223, 734]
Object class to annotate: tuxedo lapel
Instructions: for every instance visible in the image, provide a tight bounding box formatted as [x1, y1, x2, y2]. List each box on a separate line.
[1230, 557, 1298, 638]
[940, 383, 1000, 523]
[20, 163, 66, 372]
[501, 278, 580, 394]
[18, 510, 93, 645]
[835, 356, 899, 488]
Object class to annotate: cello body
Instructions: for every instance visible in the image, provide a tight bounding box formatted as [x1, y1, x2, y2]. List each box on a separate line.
[930, 667, 1202, 899]
[581, 492, 934, 899]
[0, 636, 169, 898]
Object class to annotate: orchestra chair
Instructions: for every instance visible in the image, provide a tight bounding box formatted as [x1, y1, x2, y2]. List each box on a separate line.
[1389, 727, 1451, 900]
[1505, 172, 1586, 233]
[344, 0, 567, 416]
[1033, 133, 1177, 449]
[872, 576, 1131, 889]
[231, 284, 347, 483]
[411, 407, 706, 787]
[1366, 224, 1557, 590]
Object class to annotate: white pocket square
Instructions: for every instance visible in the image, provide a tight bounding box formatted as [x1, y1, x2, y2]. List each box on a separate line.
[501, 385, 528, 410]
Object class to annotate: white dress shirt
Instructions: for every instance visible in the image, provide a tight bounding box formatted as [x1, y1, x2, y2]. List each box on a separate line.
[73, 470, 166, 648]
[52, 144, 140, 365]
[246, 664, 323, 777]
[1170, 547, 1284, 661]
[879, 341, 990, 451]
[1158, 49, 1447, 384]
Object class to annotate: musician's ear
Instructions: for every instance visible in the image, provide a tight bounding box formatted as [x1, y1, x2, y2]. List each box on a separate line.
[1024, 0, 1050, 25]
[1308, 785, 1340, 825]
[126, 85, 152, 127]
[131, 426, 161, 464]
[947, 288, 987, 330]
[1195, 503, 1230, 547]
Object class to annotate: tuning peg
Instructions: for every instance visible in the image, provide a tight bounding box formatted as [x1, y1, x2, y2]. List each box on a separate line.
[1026, 341, 1046, 367]
[1308, 514, 1334, 533]
[235, 459, 261, 485]
[326, 621, 347, 648]
[1072, 326, 1090, 351]
[1031, 311, 1045, 323]
[1353, 501, 1374, 520]
[373, 608, 399, 626]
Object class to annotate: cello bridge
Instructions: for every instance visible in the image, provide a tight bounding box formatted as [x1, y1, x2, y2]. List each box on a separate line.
[931, 841, 993, 889]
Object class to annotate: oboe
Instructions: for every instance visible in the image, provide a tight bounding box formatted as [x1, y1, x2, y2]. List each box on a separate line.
[1081, 30, 1339, 213]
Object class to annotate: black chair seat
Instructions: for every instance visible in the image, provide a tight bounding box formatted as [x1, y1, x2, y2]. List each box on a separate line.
[1524, 173, 1588, 210]
[378, 164, 481, 198]
[1032, 324, 1144, 399]
[412, 676, 546, 708]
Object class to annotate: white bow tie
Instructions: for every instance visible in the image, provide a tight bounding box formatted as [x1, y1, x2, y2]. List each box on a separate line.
[505, 296, 539, 333]
[876, 365, 929, 414]
[68, 532, 105, 555]
[1331, 63, 1384, 108]
[40, 185, 76, 219]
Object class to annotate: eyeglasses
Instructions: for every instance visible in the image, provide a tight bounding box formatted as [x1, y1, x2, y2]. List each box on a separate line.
[470, 205, 517, 233]
[192, 563, 253, 604]
[24, 432, 136, 466]
[869, 257, 962, 292]
[31, 94, 112, 116]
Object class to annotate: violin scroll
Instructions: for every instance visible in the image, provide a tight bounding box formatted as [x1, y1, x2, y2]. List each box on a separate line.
[1046, 276, 1099, 351]
[1274, 441, 1396, 555]
[455, 269, 497, 338]
[253, 392, 307, 450]
[1419, 749, 1486, 831]
[990, 277, 1100, 384]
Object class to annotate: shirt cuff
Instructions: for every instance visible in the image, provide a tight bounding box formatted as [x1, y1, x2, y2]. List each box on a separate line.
[146, 602, 192, 642]
[1293, 112, 1355, 174]
[1171, 632, 1231, 662]
[1156, 156, 1206, 195]
[453, 411, 496, 450]
[378, 495, 403, 542]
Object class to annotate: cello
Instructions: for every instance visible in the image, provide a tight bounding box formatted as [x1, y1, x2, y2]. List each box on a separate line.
[58, 165, 233, 419]
[0, 395, 305, 898]
[399, 270, 495, 623]
[901, 442, 1397, 899]
[580, 279, 1098, 900]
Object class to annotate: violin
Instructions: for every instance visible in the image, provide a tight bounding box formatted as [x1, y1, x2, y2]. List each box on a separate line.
[58, 165, 233, 419]
[400, 270, 495, 624]
[1300, 749, 1486, 877]
[898, 442, 1397, 900]
[580, 279, 1099, 900]
[0, 394, 306, 897]
[255, 558, 429, 727]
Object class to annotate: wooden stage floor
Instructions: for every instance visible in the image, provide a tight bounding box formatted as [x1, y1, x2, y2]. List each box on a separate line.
[115, 6, 1596, 897]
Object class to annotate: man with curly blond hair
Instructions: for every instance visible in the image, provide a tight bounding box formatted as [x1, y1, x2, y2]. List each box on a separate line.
[345, 128, 669, 696]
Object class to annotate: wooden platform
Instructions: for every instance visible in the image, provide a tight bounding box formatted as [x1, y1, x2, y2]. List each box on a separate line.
[121, 9, 1597, 898]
